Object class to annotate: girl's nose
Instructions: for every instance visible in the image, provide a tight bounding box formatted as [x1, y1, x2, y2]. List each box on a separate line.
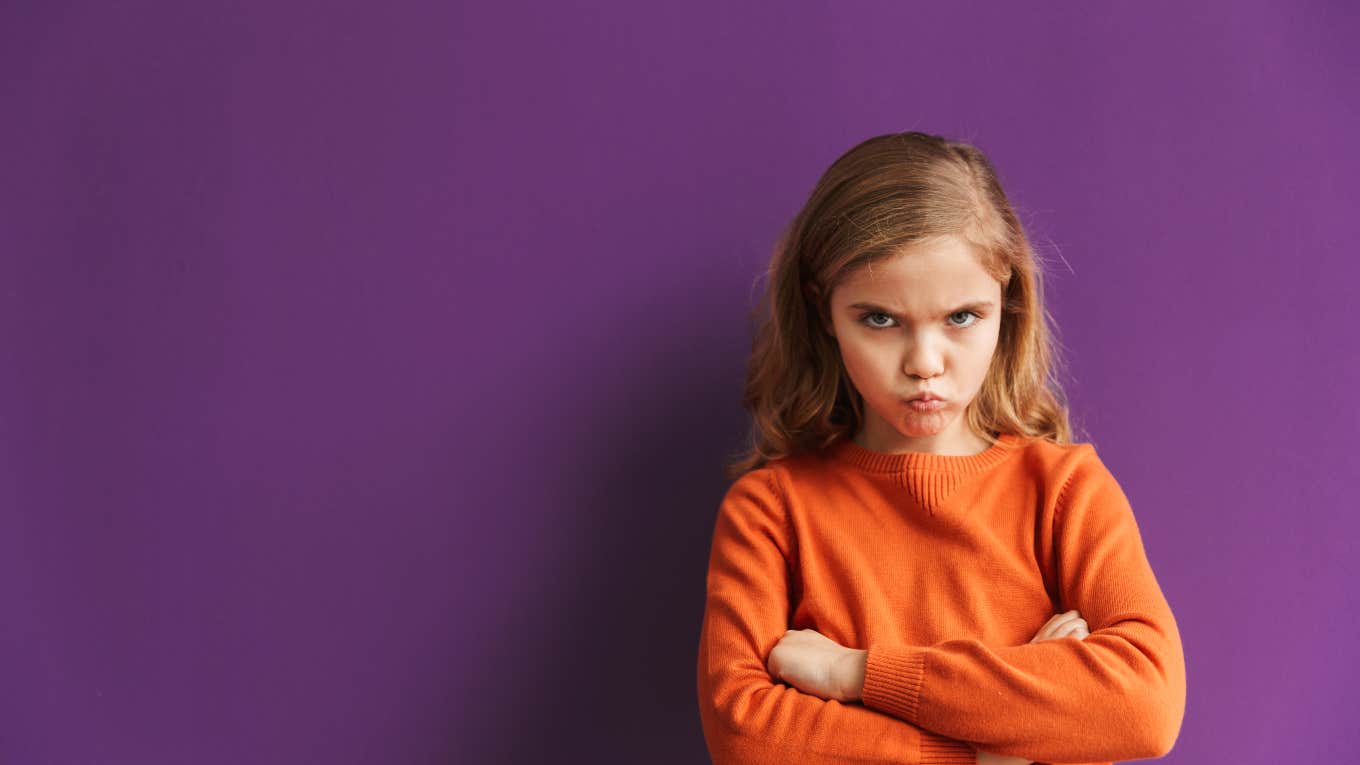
[901, 340, 944, 380]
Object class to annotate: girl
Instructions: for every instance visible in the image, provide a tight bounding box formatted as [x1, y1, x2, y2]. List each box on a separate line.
[696, 132, 1186, 765]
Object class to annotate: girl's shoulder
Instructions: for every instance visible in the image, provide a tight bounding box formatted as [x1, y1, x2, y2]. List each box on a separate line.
[1011, 433, 1100, 460]
[1013, 435, 1129, 498]
[997, 434, 1112, 490]
[722, 447, 832, 500]
[1019, 432, 1087, 450]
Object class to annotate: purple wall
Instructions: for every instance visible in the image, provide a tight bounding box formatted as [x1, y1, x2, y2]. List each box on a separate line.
[2, 1, 1355, 762]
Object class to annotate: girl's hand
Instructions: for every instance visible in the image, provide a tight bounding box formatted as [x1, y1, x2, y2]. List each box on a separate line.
[765, 628, 865, 702]
[974, 611, 1090, 765]
[1028, 609, 1090, 643]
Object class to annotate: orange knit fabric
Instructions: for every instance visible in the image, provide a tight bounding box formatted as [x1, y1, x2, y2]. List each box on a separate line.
[696, 433, 1186, 764]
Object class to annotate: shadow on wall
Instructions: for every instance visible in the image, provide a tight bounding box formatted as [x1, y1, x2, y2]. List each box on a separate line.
[459, 311, 751, 764]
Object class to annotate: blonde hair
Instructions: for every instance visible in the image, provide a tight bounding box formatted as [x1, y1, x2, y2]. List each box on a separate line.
[725, 131, 1080, 480]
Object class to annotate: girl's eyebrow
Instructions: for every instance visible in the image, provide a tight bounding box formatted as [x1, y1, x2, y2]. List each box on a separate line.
[848, 300, 996, 317]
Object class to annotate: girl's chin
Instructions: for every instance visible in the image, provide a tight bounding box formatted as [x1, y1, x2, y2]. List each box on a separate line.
[897, 411, 949, 436]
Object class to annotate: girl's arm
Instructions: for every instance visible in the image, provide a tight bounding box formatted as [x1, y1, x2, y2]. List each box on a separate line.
[698, 468, 977, 765]
[995, 612, 1110, 765]
[854, 446, 1187, 764]
[826, 611, 1107, 765]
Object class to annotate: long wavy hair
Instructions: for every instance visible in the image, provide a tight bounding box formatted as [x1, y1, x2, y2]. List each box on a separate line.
[725, 131, 1080, 480]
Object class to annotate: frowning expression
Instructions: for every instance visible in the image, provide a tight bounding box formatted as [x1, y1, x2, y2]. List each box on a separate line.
[823, 234, 1003, 455]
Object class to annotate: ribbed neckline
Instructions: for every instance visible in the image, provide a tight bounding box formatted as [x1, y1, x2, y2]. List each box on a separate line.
[827, 432, 1022, 475]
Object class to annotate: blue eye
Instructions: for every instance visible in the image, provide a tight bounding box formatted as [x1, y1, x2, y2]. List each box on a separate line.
[947, 311, 981, 329]
[860, 312, 896, 329]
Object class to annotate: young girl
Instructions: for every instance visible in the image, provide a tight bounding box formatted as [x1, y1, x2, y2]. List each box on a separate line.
[696, 132, 1186, 765]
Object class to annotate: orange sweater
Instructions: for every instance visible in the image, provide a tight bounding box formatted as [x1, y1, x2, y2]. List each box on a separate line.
[696, 433, 1186, 764]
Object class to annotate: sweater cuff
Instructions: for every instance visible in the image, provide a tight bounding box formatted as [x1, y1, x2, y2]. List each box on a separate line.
[919, 730, 976, 764]
[861, 644, 929, 723]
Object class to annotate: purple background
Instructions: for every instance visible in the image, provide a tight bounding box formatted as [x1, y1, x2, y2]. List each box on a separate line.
[2, 1, 1356, 762]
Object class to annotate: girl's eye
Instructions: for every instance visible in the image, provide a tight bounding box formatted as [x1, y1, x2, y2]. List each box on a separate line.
[947, 310, 981, 329]
[861, 312, 896, 329]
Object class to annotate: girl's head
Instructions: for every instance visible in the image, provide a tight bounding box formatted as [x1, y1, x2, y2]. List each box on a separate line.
[727, 131, 1075, 479]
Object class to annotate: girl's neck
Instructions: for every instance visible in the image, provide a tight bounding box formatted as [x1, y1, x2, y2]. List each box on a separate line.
[852, 425, 995, 457]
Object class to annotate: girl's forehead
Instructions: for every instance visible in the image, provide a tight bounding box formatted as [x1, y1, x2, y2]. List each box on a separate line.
[831, 252, 1003, 315]
[840, 248, 998, 291]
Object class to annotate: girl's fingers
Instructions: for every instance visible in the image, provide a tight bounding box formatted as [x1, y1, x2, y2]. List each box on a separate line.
[1055, 618, 1089, 639]
[1032, 614, 1064, 642]
[1051, 609, 1081, 627]
[1022, 609, 1088, 639]
[1031, 610, 1083, 643]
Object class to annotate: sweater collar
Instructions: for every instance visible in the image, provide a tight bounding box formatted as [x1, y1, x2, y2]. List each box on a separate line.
[826, 432, 1021, 475]
[825, 432, 1023, 515]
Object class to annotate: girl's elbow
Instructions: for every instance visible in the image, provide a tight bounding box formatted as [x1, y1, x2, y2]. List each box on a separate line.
[1139, 677, 1186, 758]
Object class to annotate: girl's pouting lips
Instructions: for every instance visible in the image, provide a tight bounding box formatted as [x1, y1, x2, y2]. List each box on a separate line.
[904, 399, 945, 412]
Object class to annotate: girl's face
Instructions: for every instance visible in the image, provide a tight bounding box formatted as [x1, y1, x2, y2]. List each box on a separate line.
[823, 234, 1003, 455]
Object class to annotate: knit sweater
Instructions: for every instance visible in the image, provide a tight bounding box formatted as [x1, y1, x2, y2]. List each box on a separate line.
[696, 433, 1186, 765]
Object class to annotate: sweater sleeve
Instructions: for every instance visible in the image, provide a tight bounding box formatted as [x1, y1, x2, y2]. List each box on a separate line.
[697, 468, 978, 765]
[857, 445, 1187, 764]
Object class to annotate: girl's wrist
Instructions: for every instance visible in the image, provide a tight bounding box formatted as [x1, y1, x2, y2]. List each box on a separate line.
[836, 648, 868, 701]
